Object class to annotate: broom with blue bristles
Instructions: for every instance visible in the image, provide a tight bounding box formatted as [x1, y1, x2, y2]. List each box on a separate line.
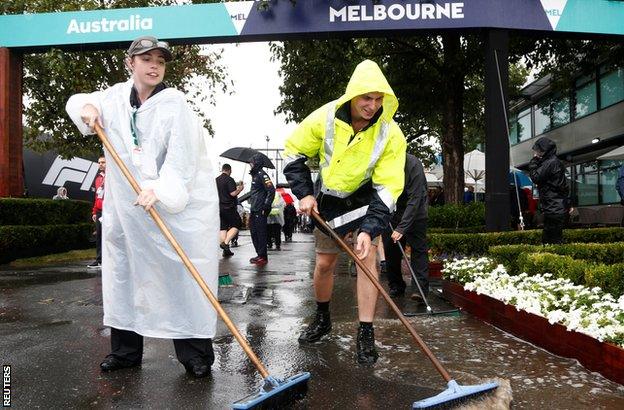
[312, 211, 499, 409]
[95, 124, 309, 409]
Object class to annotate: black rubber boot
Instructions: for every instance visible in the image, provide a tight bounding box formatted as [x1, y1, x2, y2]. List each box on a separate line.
[356, 325, 378, 364]
[222, 244, 234, 257]
[298, 311, 332, 343]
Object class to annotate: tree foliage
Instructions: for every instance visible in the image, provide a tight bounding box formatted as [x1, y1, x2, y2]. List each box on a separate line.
[2, 0, 229, 158]
[271, 34, 530, 203]
[519, 37, 624, 90]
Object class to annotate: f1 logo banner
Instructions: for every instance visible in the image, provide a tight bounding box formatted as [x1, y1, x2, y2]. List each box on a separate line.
[42, 156, 99, 192]
[23, 148, 97, 201]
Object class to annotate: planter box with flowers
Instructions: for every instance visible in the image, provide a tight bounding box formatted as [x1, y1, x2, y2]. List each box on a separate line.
[441, 257, 624, 385]
[427, 249, 446, 279]
[428, 260, 444, 279]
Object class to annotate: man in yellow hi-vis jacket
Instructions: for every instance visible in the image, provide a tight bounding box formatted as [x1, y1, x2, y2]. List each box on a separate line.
[283, 60, 406, 364]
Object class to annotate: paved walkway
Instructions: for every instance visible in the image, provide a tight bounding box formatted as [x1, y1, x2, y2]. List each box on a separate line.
[1, 231, 624, 409]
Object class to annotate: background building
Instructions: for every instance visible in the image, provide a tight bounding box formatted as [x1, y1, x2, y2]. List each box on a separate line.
[510, 61, 624, 207]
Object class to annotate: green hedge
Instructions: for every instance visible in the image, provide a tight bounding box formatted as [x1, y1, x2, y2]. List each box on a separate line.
[489, 242, 624, 274]
[585, 263, 624, 299]
[516, 252, 588, 285]
[429, 227, 624, 257]
[507, 252, 624, 298]
[428, 202, 485, 229]
[428, 226, 484, 234]
[0, 224, 94, 264]
[0, 198, 92, 226]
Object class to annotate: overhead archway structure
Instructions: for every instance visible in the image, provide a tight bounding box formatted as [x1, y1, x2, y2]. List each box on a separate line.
[2, 0, 624, 231]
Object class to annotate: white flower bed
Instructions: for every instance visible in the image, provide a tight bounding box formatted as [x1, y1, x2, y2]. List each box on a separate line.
[443, 257, 624, 347]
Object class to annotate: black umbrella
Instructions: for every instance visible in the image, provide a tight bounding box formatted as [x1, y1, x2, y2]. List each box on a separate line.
[220, 147, 275, 169]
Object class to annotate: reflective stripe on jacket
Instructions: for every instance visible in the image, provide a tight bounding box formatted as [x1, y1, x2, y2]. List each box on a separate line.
[267, 195, 285, 225]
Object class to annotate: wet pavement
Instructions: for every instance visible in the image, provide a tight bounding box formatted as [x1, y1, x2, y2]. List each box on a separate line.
[2, 231, 624, 409]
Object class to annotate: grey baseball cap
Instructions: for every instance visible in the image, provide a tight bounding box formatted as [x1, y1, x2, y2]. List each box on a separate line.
[127, 36, 173, 62]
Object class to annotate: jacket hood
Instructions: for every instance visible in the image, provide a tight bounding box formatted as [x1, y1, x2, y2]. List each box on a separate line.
[532, 137, 557, 158]
[335, 60, 399, 121]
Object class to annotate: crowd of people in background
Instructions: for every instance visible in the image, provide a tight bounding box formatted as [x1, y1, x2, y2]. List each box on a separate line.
[70, 137, 618, 264]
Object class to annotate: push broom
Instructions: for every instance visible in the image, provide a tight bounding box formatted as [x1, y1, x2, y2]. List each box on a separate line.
[388, 223, 460, 318]
[312, 211, 498, 409]
[94, 124, 309, 409]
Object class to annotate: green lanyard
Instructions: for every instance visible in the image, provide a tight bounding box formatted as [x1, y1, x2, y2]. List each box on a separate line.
[130, 108, 140, 148]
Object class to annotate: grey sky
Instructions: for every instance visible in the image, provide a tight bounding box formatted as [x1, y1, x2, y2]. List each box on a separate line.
[205, 41, 297, 186]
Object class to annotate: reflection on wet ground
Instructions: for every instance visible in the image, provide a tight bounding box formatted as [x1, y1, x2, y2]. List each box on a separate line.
[1, 231, 623, 409]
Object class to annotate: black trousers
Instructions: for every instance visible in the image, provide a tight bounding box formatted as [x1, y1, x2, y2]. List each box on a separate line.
[381, 219, 429, 295]
[267, 223, 282, 249]
[250, 211, 268, 258]
[282, 220, 294, 240]
[543, 213, 565, 244]
[95, 210, 102, 263]
[109, 327, 214, 366]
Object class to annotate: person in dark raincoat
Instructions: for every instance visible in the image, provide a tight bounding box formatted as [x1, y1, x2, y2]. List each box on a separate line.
[248, 153, 276, 265]
[528, 137, 569, 244]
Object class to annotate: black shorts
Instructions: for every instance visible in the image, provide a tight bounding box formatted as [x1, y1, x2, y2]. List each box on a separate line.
[220, 207, 242, 230]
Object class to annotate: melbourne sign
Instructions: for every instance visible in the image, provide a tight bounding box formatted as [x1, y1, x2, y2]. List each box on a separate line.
[328, 2, 465, 23]
[0, 0, 623, 49]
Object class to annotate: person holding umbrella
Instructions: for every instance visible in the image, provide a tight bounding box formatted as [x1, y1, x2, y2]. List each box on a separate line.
[248, 153, 276, 266]
[65, 35, 218, 378]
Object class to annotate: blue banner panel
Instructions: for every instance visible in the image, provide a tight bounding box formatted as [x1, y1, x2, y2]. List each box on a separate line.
[556, 0, 624, 36]
[242, 0, 552, 36]
[0, 1, 623, 49]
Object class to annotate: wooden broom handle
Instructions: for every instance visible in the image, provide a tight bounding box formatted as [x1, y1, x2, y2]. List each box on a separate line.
[93, 123, 270, 379]
[311, 211, 452, 382]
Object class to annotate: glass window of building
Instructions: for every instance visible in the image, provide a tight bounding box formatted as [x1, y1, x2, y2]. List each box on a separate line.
[533, 98, 550, 135]
[575, 76, 597, 119]
[575, 162, 599, 206]
[565, 166, 573, 198]
[517, 107, 532, 142]
[508, 114, 518, 144]
[600, 160, 624, 204]
[551, 95, 570, 127]
[599, 67, 624, 109]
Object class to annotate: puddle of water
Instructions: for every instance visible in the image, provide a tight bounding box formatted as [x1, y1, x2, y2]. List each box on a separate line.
[218, 285, 250, 304]
[326, 317, 624, 409]
[0, 270, 99, 288]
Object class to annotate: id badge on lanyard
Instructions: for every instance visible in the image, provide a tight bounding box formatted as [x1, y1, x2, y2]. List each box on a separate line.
[130, 108, 143, 166]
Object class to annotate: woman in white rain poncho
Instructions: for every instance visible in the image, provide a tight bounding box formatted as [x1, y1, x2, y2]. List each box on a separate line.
[66, 36, 218, 378]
